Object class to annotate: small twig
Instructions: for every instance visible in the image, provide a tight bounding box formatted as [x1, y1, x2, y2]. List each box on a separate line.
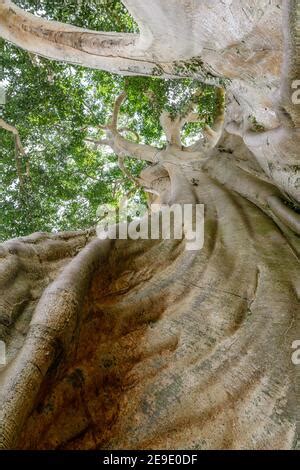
[85, 137, 110, 146]
[110, 91, 127, 129]
[0, 118, 28, 187]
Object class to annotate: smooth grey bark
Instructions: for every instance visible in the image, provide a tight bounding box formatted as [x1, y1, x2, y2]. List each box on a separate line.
[0, 0, 299, 450]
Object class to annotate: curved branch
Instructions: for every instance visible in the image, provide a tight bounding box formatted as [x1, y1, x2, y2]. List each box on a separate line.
[0, 118, 25, 153]
[0, 117, 27, 186]
[110, 92, 127, 129]
[0, 0, 237, 84]
[111, 133, 159, 162]
[0, 0, 152, 74]
[85, 129, 158, 163]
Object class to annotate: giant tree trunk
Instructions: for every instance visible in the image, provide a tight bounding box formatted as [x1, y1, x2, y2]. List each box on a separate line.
[0, 0, 300, 450]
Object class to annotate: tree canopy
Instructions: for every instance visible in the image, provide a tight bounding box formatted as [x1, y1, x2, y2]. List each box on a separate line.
[0, 0, 220, 241]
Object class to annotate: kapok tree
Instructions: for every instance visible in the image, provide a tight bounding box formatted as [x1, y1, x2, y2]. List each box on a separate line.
[0, 0, 299, 450]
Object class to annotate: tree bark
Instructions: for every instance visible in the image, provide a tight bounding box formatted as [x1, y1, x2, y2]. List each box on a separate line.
[0, 0, 300, 450]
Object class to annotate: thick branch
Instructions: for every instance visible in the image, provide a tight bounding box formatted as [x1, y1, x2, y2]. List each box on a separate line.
[0, 1, 225, 85]
[160, 112, 183, 148]
[111, 133, 158, 162]
[85, 126, 158, 162]
[159, 91, 203, 149]
[0, 0, 147, 74]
